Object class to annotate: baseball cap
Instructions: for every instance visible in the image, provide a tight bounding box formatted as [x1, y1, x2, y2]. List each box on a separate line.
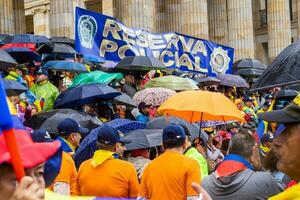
[57, 118, 89, 136]
[162, 124, 186, 141]
[31, 129, 53, 142]
[258, 93, 300, 123]
[36, 68, 48, 76]
[261, 133, 274, 144]
[244, 96, 253, 102]
[97, 126, 131, 145]
[226, 122, 239, 131]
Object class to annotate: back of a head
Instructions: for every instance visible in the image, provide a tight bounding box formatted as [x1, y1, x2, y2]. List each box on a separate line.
[162, 124, 186, 149]
[228, 131, 256, 159]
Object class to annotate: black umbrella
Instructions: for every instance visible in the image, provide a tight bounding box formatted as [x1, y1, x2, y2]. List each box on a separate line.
[194, 76, 221, 86]
[54, 83, 121, 108]
[233, 58, 266, 70]
[275, 89, 298, 100]
[124, 129, 163, 151]
[234, 68, 265, 78]
[50, 37, 75, 46]
[113, 93, 137, 107]
[252, 40, 300, 90]
[0, 49, 18, 69]
[115, 56, 165, 71]
[146, 116, 208, 141]
[3, 34, 50, 44]
[36, 43, 77, 54]
[24, 109, 102, 135]
[3, 79, 28, 96]
[5, 47, 41, 64]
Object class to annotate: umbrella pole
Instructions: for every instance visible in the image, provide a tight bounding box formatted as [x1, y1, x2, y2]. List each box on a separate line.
[199, 112, 203, 138]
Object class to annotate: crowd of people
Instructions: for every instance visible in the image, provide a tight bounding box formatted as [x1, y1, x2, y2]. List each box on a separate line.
[1, 43, 300, 200]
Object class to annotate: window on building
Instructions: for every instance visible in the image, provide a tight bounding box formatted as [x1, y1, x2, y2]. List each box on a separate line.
[260, 0, 267, 27]
[25, 15, 34, 34]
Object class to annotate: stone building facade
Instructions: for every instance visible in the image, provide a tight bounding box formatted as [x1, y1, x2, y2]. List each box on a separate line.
[0, 0, 298, 64]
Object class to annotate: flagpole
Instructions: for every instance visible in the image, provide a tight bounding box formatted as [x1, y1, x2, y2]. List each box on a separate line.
[0, 77, 25, 181]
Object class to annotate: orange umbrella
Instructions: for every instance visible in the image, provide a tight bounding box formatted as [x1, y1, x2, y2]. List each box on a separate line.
[157, 90, 245, 123]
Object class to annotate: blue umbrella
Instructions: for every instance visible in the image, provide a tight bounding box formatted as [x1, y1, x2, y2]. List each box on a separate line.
[42, 61, 88, 73]
[3, 79, 28, 96]
[3, 34, 50, 44]
[83, 54, 105, 63]
[54, 83, 122, 108]
[5, 47, 41, 63]
[74, 119, 146, 168]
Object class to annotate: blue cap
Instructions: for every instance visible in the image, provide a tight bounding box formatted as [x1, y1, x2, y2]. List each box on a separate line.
[31, 129, 53, 143]
[97, 126, 130, 145]
[57, 118, 89, 136]
[163, 124, 186, 141]
[36, 68, 48, 76]
[244, 96, 253, 102]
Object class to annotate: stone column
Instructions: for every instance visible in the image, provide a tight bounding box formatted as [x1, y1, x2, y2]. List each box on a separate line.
[154, 0, 166, 32]
[0, 0, 15, 34]
[102, 0, 113, 16]
[116, 0, 155, 31]
[33, 6, 50, 37]
[73, 0, 85, 9]
[268, 0, 291, 61]
[50, 0, 74, 38]
[208, 0, 228, 44]
[164, 0, 181, 32]
[227, 0, 255, 61]
[13, 0, 25, 34]
[298, 0, 300, 39]
[181, 0, 209, 39]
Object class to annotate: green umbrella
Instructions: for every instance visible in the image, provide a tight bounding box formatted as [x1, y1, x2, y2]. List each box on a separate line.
[69, 71, 123, 88]
[145, 75, 199, 91]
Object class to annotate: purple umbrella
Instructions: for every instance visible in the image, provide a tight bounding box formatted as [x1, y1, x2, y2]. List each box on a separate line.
[217, 74, 249, 88]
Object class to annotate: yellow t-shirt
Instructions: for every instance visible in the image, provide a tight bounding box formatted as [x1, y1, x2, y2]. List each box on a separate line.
[269, 184, 300, 200]
[78, 156, 139, 198]
[139, 151, 201, 200]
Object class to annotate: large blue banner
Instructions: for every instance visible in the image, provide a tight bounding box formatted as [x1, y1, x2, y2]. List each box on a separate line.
[75, 7, 234, 76]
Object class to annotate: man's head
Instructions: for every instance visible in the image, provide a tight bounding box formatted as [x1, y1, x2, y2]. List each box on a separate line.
[57, 118, 89, 148]
[162, 124, 187, 151]
[226, 122, 240, 134]
[35, 68, 49, 83]
[96, 126, 130, 156]
[244, 96, 253, 107]
[138, 102, 151, 116]
[124, 73, 135, 85]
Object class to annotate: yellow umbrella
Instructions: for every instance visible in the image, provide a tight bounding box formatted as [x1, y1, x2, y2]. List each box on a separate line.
[157, 90, 245, 123]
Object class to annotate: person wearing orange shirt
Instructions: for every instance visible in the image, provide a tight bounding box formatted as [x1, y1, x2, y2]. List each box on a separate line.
[31, 129, 78, 196]
[138, 124, 201, 200]
[77, 126, 139, 198]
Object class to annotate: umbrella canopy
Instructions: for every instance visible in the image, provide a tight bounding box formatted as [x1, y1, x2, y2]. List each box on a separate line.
[145, 75, 199, 91]
[113, 93, 136, 107]
[73, 119, 146, 167]
[234, 68, 265, 78]
[54, 83, 121, 108]
[133, 87, 177, 107]
[69, 71, 123, 88]
[42, 61, 88, 73]
[3, 79, 28, 96]
[233, 58, 266, 70]
[0, 34, 11, 44]
[193, 76, 221, 86]
[252, 40, 300, 90]
[36, 43, 77, 54]
[3, 34, 50, 44]
[147, 116, 208, 141]
[275, 89, 298, 100]
[0, 49, 18, 69]
[83, 54, 105, 63]
[125, 129, 163, 151]
[50, 37, 75, 46]
[157, 90, 245, 123]
[115, 56, 165, 71]
[24, 109, 102, 135]
[217, 74, 249, 88]
[5, 47, 41, 63]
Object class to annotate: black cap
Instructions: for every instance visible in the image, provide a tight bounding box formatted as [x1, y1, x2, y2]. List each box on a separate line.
[31, 129, 53, 143]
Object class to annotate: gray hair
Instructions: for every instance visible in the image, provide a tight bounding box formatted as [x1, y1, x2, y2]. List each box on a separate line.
[228, 131, 256, 159]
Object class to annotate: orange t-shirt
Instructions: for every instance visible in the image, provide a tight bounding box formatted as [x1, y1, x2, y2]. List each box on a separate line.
[139, 151, 201, 200]
[49, 152, 78, 195]
[78, 158, 139, 198]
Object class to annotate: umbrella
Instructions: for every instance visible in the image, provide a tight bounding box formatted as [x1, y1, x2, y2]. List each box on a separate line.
[145, 75, 199, 91]
[42, 61, 88, 73]
[83, 54, 105, 63]
[3, 79, 28, 96]
[4, 47, 41, 63]
[133, 87, 176, 107]
[275, 89, 298, 100]
[115, 56, 165, 71]
[113, 93, 137, 107]
[73, 119, 146, 167]
[69, 71, 123, 88]
[147, 116, 208, 141]
[124, 129, 163, 151]
[24, 109, 102, 135]
[3, 34, 50, 44]
[50, 37, 75, 46]
[252, 40, 300, 90]
[36, 43, 77, 54]
[0, 34, 11, 44]
[193, 76, 221, 86]
[233, 58, 266, 70]
[0, 43, 36, 51]
[157, 90, 245, 123]
[234, 68, 265, 78]
[54, 83, 121, 108]
[217, 74, 249, 88]
[0, 49, 18, 69]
